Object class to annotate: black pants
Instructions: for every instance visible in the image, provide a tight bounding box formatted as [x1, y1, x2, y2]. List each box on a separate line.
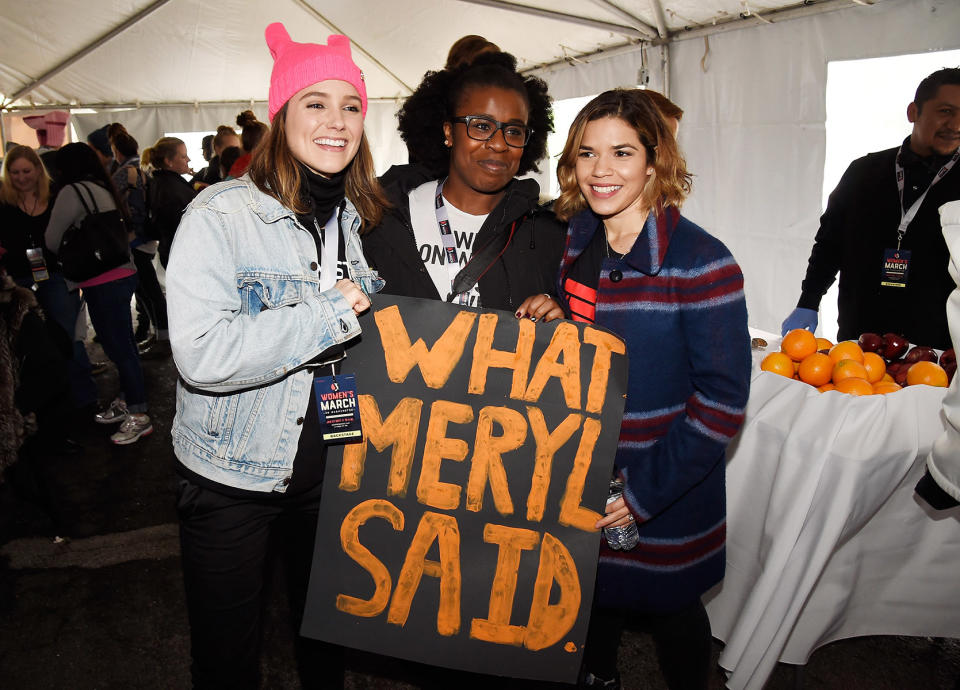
[177, 477, 340, 689]
[132, 250, 167, 336]
[583, 599, 712, 690]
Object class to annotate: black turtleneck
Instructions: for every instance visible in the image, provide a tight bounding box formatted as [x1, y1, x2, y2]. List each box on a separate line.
[294, 163, 346, 236]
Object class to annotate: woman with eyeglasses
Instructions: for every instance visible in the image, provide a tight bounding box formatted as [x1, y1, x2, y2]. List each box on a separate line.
[363, 51, 565, 320]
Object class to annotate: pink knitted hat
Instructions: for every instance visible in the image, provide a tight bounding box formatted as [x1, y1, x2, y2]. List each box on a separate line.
[265, 23, 367, 121]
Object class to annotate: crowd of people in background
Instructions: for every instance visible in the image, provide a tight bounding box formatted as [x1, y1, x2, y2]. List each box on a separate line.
[0, 115, 252, 456]
[0, 23, 957, 690]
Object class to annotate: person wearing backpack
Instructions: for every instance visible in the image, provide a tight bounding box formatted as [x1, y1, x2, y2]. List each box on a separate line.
[110, 127, 169, 356]
[44, 143, 152, 445]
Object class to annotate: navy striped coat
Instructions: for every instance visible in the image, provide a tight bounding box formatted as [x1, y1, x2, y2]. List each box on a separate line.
[559, 206, 751, 613]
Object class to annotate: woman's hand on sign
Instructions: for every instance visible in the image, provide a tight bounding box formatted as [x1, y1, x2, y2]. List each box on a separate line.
[595, 495, 635, 529]
[516, 293, 563, 323]
[335, 279, 371, 315]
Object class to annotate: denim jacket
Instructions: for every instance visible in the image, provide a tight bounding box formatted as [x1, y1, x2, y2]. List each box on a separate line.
[166, 175, 383, 492]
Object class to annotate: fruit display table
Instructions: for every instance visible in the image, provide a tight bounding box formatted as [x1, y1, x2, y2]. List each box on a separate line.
[704, 330, 960, 690]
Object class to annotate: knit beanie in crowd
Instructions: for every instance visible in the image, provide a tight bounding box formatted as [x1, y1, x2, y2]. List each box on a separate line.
[264, 23, 367, 121]
[86, 125, 112, 158]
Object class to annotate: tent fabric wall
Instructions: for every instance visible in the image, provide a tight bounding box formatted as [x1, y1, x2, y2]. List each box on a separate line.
[669, 0, 960, 335]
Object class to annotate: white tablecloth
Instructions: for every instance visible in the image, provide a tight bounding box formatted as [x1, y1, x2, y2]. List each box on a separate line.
[705, 331, 960, 690]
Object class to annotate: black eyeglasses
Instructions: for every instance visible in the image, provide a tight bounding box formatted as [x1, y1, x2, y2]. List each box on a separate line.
[451, 116, 533, 148]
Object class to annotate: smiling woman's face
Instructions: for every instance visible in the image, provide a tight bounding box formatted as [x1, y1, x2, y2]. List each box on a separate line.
[442, 85, 528, 204]
[284, 80, 364, 176]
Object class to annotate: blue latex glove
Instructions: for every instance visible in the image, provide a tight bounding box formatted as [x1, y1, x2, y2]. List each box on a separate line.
[781, 307, 818, 336]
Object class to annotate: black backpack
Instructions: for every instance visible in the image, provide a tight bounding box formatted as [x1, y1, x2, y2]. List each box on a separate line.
[57, 183, 131, 282]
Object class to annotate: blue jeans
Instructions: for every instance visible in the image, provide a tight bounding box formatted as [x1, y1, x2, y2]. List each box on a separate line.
[33, 271, 98, 408]
[83, 273, 147, 413]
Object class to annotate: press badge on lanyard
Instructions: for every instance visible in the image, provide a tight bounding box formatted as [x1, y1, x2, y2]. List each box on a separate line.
[313, 364, 362, 444]
[26, 247, 49, 282]
[309, 211, 363, 443]
[883, 146, 959, 289]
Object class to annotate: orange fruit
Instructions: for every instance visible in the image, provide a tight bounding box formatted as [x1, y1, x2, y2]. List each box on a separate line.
[861, 352, 886, 383]
[816, 337, 834, 352]
[818, 382, 835, 393]
[798, 352, 833, 386]
[781, 329, 818, 362]
[872, 381, 902, 394]
[832, 358, 868, 384]
[906, 361, 949, 387]
[829, 341, 864, 365]
[761, 352, 795, 378]
[880, 373, 895, 383]
[834, 377, 873, 395]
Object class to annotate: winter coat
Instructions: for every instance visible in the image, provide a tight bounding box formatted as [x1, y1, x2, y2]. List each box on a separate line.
[558, 206, 751, 613]
[149, 169, 197, 266]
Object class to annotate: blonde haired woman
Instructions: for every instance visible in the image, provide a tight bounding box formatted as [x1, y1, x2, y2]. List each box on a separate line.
[0, 145, 97, 409]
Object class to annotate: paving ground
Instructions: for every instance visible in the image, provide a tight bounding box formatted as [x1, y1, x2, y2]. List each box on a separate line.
[0, 339, 958, 689]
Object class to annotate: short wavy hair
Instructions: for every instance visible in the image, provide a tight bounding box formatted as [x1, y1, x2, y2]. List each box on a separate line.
[554, 89, 692, 222]
[397, 51, 552, 179]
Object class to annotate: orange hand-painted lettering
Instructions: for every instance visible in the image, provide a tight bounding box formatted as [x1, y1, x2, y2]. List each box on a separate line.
[386, 511, 462, 636]
[469, 524, 540, 646]
[417, 400, 473, 511]
[468, 314, 535, 399]
[335, 499, 404, 617]
[523, 323, 582, 409]
[375, 305, 476, 388]
[465, 406, 527, 515]
[340, 395, 423, 497]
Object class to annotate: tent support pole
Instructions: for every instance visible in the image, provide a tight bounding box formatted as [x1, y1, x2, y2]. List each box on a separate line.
[290, 0, 413, 95]
[451, 0, 649, 40]
[585, 1, 658, 38]
[647, 0, 668, 39]
[522, 0, 872, 74]
[8, 0, 173, 104]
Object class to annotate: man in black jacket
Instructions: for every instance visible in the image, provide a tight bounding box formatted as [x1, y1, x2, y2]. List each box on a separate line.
[782, 68, 960, 349]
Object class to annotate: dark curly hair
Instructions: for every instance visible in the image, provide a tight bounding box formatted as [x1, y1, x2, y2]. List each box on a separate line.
[397, 51, 552, 179]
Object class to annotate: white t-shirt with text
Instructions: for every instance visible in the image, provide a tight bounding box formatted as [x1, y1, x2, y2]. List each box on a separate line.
[409, 181, 486, 307]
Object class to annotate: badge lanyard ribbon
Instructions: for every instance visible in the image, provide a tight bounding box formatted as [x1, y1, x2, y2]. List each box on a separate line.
[434, 180, 471, 305]
[315, 210, 340, 292]
[894, 144, 959, 249]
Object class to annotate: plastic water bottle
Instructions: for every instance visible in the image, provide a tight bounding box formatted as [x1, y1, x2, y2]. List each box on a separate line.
[604, 479, 639, 550]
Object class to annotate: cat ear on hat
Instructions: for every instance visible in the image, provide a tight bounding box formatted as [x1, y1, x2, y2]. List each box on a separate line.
[265, 22, 292, 60]
[327, 34, 352, 58]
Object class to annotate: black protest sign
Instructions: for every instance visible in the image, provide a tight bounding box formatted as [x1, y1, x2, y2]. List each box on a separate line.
[302, 295, 628, 683]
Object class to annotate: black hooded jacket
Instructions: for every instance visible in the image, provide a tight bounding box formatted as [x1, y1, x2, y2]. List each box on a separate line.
[362, 165, 566, 311]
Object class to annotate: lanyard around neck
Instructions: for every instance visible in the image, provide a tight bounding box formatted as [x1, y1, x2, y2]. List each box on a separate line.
[434, 180, 471, 305]
[894, 143, 959, 249]
[315, 210, 340, 292]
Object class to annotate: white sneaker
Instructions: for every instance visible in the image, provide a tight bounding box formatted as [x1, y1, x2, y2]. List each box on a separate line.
[95, 398, 129, 425]
[110, 414, 154, 445]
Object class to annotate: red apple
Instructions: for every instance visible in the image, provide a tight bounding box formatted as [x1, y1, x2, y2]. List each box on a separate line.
[889, 360, 910, 372]
[940, 348, 956, 369]
[904, 346, 938, 364]
[858, 332, 884, 353]
[945, 362, 956, 384]
[894, 368, 910, 386]
[882, 333, 910, 361]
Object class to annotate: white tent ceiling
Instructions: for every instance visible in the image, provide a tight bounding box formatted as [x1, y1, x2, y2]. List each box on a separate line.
[1, 0, 872, 111]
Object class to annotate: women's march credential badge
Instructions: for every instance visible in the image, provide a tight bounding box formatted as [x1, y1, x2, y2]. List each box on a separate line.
[880, 248, 910, 288]
[313, 374, 362, 444]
